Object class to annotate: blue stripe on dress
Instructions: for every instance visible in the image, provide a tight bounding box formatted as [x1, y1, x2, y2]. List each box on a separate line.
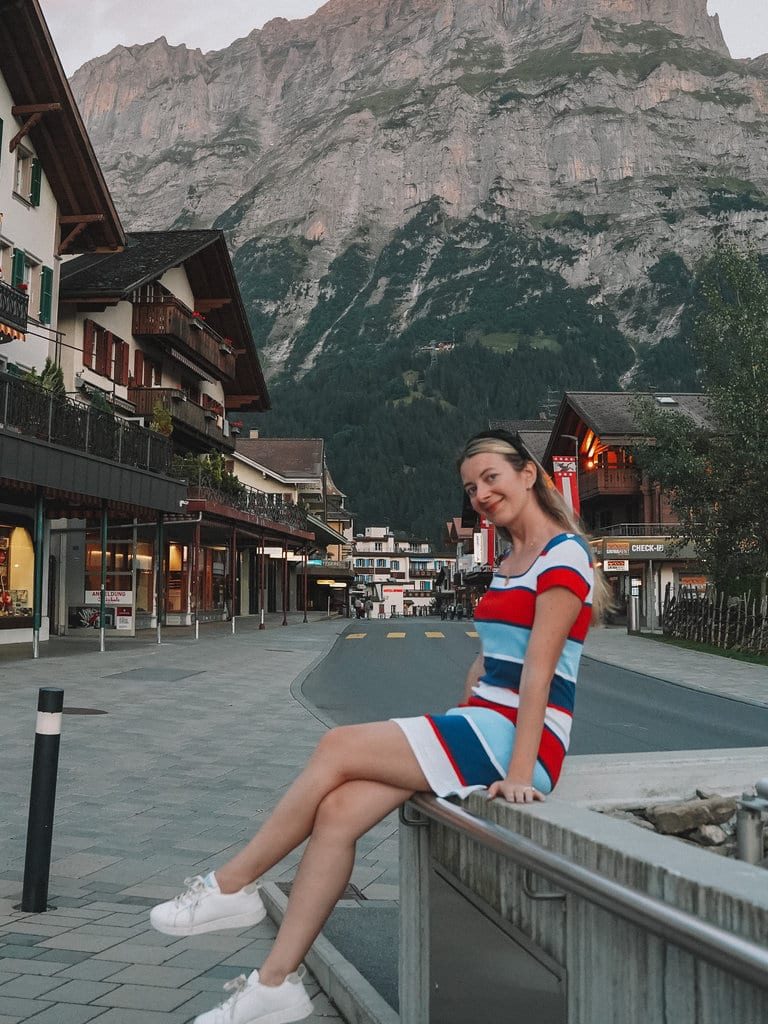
[427, 713, 502, 787]
[445, 708, 553, 794]
[475, 621, 529, 660]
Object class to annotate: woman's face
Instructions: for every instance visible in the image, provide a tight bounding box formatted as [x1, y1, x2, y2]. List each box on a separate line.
[460, 452, 536, 527]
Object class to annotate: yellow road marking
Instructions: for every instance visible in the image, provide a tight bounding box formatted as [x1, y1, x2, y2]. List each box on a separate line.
[425, 631, 445, 639]
[387, 632, 406, 639]
[346, 633, 367, 640]
[466, 630, 479, 638]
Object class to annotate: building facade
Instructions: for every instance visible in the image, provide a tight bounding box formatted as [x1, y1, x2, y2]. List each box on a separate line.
[352, 526, 455, 617]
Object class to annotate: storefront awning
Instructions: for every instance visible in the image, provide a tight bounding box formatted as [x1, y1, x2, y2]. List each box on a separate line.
[0, 326, 25, 343]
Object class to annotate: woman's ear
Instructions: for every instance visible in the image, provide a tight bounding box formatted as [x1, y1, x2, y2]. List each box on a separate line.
[524, 460, 537, 490]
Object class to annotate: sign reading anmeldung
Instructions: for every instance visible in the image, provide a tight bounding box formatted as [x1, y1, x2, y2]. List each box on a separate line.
[85, 591, 133, 606]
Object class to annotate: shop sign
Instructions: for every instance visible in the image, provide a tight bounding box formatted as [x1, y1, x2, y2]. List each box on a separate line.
[85, 590, 134, 606]
[116, 606, 133, 630]
[383, 586, 404, 594]
[604, 538, 668, 559]
[604, 559, 629, 572]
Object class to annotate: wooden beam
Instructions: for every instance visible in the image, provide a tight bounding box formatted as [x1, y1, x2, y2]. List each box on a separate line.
[59, 214, 106, 224]
[10, 112, 43, 152]
[58, 221, 89, 254]
[11, 103, 63, 115]
[195, 298, 232, 312]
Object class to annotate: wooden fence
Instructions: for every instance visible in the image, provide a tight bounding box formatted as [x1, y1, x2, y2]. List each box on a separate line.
[662, 586, 768, 656]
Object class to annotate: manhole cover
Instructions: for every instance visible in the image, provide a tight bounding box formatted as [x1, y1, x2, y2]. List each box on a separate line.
[63, 708, 108, 716]
[107, 668, 204, 682]
[276, 881, 365, 900]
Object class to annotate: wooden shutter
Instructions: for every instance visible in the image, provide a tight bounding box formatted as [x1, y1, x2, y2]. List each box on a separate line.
[120, 342, 129, 385]
[94, 327, 107, 376]
[134, 349, 144, 385]
[30, 159, 42, 206]
[11, 248, 25, 287]
[83, 320, 94, 368]
[39, 266, 53, 324]
[105, 332, 115, 380]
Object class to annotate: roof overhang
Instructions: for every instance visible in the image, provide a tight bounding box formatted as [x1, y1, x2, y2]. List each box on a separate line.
[0, 0, 125, 253]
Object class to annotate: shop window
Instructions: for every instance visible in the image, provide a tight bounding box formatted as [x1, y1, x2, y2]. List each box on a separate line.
[166, 542, 190, 614]
[84, 537, 133, 598]
[135, 540, 155, 615]
[0, 525, 34, 622]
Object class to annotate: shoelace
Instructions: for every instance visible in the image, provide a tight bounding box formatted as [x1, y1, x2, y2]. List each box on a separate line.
[174, 875, 207, 911]
[220, 974, 248, 1021]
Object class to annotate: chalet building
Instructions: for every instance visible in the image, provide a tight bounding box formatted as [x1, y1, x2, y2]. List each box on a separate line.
[55, 235, 339, 631]
[545, 392, 708, 628]
[352, 526, 455, 617]
[234, 436, 353, 614]
[0, 0, 187, 649]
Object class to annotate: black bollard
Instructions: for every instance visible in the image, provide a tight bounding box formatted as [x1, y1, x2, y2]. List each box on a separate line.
[20, 688, 64, 913]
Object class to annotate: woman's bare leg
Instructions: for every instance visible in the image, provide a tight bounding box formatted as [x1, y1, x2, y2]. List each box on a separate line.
[259, 779, 411, 985]
[215, 722, 429, 893]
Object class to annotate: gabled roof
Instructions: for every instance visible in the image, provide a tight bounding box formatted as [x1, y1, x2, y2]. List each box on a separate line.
[545, 391, 714, 465]
[235, 438, 325, 480]
[0, 0, 124, 252]
[61, 231, 269, 411]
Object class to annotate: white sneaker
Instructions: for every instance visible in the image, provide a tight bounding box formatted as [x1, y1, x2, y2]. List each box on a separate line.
[194, 968, 313, 1024]
[150, 874, 266, 936]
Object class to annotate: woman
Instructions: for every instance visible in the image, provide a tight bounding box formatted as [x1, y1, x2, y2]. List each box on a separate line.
[150, 429, 608, 1024]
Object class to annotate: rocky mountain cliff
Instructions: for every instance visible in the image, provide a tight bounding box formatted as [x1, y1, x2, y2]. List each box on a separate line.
[70, 0, 768, 538]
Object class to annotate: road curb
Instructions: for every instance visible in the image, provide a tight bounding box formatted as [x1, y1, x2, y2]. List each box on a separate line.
[261, 883, 399, 1024]
[289, 622, 352, 728]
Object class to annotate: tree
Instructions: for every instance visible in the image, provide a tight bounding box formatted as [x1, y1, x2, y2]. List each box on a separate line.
[634, 243, 768, 593]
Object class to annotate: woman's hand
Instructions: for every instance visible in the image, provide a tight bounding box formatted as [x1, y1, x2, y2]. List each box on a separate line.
[487, 778, 545, 803]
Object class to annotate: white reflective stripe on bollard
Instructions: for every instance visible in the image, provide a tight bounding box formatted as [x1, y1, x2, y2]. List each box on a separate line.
[36, 712, 63, 736]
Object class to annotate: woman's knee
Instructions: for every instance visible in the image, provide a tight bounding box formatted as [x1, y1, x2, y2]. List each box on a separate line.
[313, 786, 359, 839]
[314, 725, 357, 767]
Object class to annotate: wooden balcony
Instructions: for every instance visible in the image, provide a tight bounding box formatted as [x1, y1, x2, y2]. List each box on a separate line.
[410, 568, 437, 579]
[579, 466, 640, 500]
[133, 298, 236, 381]
[129, 386, 234, 452]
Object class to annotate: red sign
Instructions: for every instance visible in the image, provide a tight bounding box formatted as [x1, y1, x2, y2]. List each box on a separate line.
[552, 456, 580, 515]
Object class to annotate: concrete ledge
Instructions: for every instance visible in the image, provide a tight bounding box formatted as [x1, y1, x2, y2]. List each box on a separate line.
[261, 882, 399, 1024]
[557, 747, 768, 807]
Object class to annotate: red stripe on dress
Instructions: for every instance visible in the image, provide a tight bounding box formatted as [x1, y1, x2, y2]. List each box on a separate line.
[426, 715, 467, 786]
[475, 588, 536, 628]
[569, 604, 592, 643]
[538, 727, 566, 786]
[537, 567, 590, 602]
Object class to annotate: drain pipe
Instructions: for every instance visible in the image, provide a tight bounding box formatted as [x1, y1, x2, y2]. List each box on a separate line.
[736, 779, 768, 864]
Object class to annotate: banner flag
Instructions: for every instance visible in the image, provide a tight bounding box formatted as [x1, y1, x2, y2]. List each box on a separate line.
[552, 456, 580, 515]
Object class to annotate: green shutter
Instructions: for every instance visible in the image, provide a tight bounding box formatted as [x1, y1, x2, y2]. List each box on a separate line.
[39, 266, 54, 324]
[30, 159, 42, 206]
[11, 249, 25, 287]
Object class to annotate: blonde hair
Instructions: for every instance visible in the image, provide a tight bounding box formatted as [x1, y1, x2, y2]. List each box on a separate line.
[459, 435, 612, 624]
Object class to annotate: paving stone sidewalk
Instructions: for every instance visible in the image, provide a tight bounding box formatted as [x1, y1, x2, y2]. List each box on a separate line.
[584, 626, 768, 707]
[0, 615, 398, 1024]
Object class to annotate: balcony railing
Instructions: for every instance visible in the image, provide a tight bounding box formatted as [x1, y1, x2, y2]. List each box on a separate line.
[0, 372, 172, 473]
[185, 483, 310, 532]
[410, 568, 438, 578]
[129, 387, 233, 451]
[0, 279, 29, 335]
[133, 297, 237, 381]
[579, 466, 640, 499]
[598, 523, 680, 537]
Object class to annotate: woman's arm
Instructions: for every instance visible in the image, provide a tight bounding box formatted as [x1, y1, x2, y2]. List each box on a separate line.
[463, 652, 484, 702]
[487, 587, 582, 803]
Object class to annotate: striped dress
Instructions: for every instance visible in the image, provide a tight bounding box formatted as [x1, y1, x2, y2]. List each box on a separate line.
[393, 533, 594, 798]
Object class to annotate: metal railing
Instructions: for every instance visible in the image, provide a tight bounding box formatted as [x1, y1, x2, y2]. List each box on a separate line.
[598, 523, 681, 537]
[186, 483, 310, 532]
[408, 794, 768, 992]
[0, 373, 172, 474]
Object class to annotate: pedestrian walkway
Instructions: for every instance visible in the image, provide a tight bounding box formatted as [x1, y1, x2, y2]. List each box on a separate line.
[584, 627, 768, 707]
[0, 614, 363, 1023]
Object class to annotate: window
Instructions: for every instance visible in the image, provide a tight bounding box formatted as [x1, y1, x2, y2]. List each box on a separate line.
[355, 559, 365, 568]
[390, 560, 400, 570]
[13, 148, 41, 206]
[374, 542, 383, 552]
[376, 558, 387, 568]
[133, 349, 162, 387]
[83, 319, 129, 383]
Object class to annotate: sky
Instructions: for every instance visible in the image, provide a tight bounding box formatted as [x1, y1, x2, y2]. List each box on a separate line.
[39, 0, 768, 75]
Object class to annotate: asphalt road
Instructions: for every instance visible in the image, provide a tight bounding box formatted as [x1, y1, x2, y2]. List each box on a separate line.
[302, 618, 768, 752]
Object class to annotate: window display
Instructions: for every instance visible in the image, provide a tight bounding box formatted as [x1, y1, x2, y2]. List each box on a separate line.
[0, 526, 34, 621]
